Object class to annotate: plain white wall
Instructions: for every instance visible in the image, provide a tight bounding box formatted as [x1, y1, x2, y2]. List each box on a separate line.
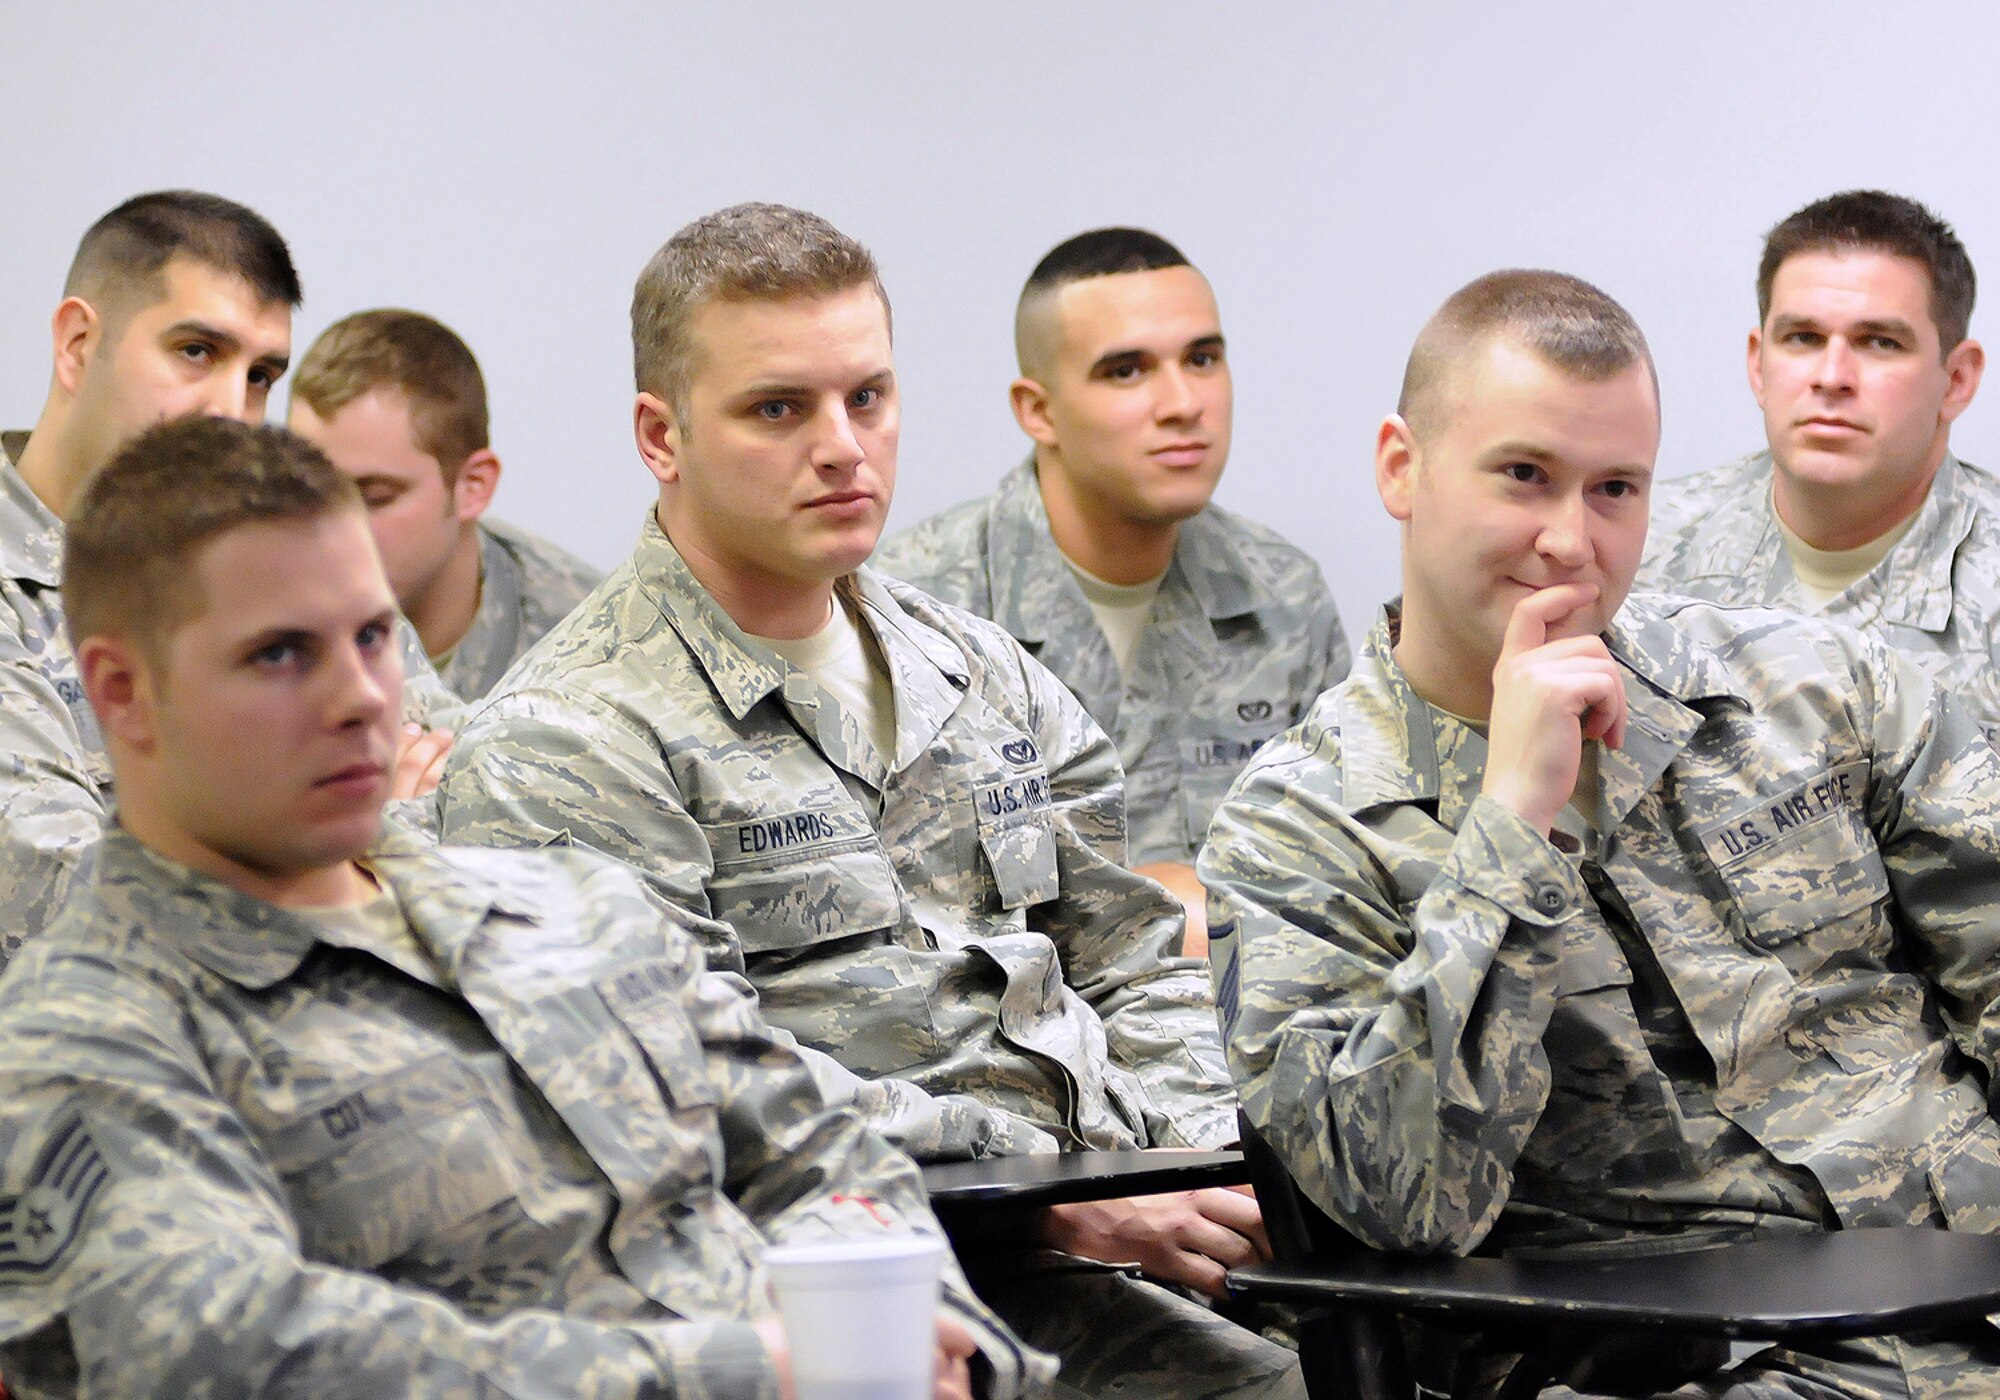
[4, 2, 1999, 640]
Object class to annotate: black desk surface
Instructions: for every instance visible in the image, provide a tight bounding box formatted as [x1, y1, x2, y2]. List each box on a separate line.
[922, 1149, 1246, 1209]
[1228, 1227, 2000, 1339]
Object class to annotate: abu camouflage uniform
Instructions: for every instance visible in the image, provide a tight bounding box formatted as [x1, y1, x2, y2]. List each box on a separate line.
[0, 823, 1049, 1398]
[875, 461, 1350, 866]
[438, 515, 1304, 1400]
[1201, 597, 2000, 1396]
[1641, 450, 2000, 732]
[438, 517, 601, 701]
[0, 430, 460, 965]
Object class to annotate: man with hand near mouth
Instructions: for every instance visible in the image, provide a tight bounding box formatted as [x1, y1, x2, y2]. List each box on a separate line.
[876, 228, 1348, 956]
[1642, 190, 2000, 728]
[1204, 268, 2000, 1396]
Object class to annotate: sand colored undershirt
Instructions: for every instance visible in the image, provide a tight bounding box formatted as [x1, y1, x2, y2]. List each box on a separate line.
[756, 594, 899, 767]
[1064, 558, 1167, 680]
[1774, 491, 1920, 611]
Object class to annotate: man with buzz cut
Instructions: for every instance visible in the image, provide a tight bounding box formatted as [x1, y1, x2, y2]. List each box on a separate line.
[0, 191, 456, 964]
[289, 309, 602, 700]
[0, 414, 1042, 1399]
[438, 203, 1304, 1399]
[1641, 189, 2000, 728]
[1204, 268, 2000, 1395]
[875, 228, 1348, 956]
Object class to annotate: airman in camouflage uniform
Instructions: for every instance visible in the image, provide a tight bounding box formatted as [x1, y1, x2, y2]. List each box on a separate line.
[0, 825, 1045, 1398]
[0, 195, 457, 966]
[1641, 191, 1998, 731]
[876, 460, 1349, 869]
[0, 413, 1033, 1398]
[440, 517, 600, 699]
[1205, 269, 2000, 1395]
[875, 228, 1346, 965]
[286, 308, 602, 701]
[439, 204, 1304, 1400]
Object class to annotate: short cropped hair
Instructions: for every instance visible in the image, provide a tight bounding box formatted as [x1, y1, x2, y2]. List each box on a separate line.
[1757, 190, 1975, 354]
[631, 203, 887, 418]
[1397, 269, 1655, 440]
[64, 190, 301, 322]
[65, 419, 360, 664]
[1014, 227, 1191, 373]
[292, 309, 490, 481]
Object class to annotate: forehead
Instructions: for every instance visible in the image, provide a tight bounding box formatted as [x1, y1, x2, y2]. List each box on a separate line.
[685, 284, 891, 391]
[1051, 266, 1221, 358]
[293, 388, 433, 473]
[1766, 249, 1937, 329]
[1438, 336, 1660, 460]
[177, 511, 390, 643]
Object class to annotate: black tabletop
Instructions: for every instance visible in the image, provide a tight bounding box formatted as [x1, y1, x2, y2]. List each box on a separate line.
[922, 1149, 1246, 1209]
[1228, 1227, 2000, 1339]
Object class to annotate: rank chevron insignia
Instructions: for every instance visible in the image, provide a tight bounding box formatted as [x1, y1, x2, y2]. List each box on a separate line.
[0, 1114, 108, 1277]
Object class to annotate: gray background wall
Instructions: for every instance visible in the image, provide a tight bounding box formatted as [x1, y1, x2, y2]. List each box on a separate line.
[4, 2, 1996, 639]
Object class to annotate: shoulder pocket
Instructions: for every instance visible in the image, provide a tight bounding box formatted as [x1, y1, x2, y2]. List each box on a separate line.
[974, 765, 1059, 910]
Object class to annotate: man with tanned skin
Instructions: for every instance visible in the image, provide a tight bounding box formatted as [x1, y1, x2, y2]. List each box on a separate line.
[0, 191, 453, 963]
[877, 229, 1348, 957]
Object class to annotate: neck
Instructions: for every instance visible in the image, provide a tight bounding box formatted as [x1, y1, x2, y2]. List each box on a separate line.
[1035, 449, 1181, 584]
[14, 397, 92, 519]
[1771, 442, 1946, 552]
[404, 524, 486, 660]
[1390, 597, 1495, 723]
[659, 504, 837, 641]
[117, 809, 375, 909]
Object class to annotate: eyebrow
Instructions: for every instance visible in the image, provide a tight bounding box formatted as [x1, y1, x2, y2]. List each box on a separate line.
[1490, 442, 1654, 477]
[160, 318, 291, 374]
[1089, 332, 1226, 374]
[1770, 312, 1919, 341]
[735, 368, 894, 399]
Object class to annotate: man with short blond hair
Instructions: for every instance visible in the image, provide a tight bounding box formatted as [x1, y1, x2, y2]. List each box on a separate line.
[876, 228, 1347, 955]
[0, 191, 455, 966]
[290, 309, 601, 699]
[0, 413, 1034, 1398]
[1642, 189, 2000, 728]
[1206, 268, 2000, 1396]
[439, 202, 1303, 1400]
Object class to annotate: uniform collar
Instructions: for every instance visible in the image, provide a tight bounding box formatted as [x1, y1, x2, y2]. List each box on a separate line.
[1338, 597, 1740, 832]
[91, 818, 533, 992]
[0, 435, 64, 590]
[984, 457, 1272, 643]
[632, 511, 970, 778]
[1671, 449, 1975, 630]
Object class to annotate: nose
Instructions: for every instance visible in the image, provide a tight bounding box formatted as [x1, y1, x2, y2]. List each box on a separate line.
[198, 375, 257, 424]
[326, 634, 396, 730]
[1153, 364, 1205, 425]
[812, 402, 866, 473]
[1536, 490, 1593, 569]
[1810, 337, 1858, 395]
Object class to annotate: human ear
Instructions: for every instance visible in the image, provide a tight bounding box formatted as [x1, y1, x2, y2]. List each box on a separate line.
[1375, 415, 1420, 522]
[634, 392, 682, 488]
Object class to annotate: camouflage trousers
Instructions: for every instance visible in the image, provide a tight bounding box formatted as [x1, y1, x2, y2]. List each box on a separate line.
[965, 1250, 1305, 1400]
[1536, 1325, 2000, 1399]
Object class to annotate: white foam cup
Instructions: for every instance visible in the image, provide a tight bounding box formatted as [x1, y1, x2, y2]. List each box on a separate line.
[764, 1233, 948, 1400]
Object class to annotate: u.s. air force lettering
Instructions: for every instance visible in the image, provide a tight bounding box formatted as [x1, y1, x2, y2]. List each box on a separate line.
[1700, 762, 1869, 868]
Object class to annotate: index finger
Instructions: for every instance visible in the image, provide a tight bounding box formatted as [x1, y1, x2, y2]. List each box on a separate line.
[1500, 582, 1600, 661]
